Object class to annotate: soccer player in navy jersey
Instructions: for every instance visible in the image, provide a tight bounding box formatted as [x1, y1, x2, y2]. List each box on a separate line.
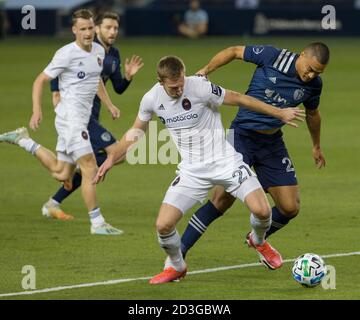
[41, 11, 143, 221]
[181, 42, 329, 261]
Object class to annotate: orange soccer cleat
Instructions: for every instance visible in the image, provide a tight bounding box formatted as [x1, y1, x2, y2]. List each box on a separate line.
[246, 232, 283, 270]
[149, 266, 187, 285]
[42, 199, 74, 221]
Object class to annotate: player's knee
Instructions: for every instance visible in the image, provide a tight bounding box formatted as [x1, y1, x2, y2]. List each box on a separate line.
[156, 220, 175, 235]
[52, 171, 71, 182]
[252, 202, 272, 220]
[278, 199, 300, 218]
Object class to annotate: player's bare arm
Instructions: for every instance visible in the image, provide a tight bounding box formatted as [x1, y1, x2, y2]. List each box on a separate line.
[197, 46, 245, 76]
[305, 108, 326, 168]
[93, 116, 149, 183]
[97, 78, 120, 119]
[223, 89, 305, 128]
[30, 72, 53, 131]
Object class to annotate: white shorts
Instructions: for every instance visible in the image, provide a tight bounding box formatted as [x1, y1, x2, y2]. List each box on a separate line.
[55, 115, 93, 164]
[162, 156, 262, 214]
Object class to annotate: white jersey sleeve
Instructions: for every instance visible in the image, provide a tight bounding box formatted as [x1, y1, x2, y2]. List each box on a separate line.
[138, 92, 154, 122]
[43, 47, 70, 79]
[195, 76, 225, 108]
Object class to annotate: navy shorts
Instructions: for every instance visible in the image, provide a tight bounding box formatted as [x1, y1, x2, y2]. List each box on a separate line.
[88, 117, 116, 156]
[229, 126, 297, 191]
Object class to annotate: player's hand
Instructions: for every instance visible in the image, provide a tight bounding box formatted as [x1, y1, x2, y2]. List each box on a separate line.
[312, 146, 326, 169]
[93, 157, 114, 184]
[280, 107, 305, 128]
[125, 55, 144, 80]
[108, 105, 121, 120]
[195, 67, 208, 78]
[29, 112, 42, 131]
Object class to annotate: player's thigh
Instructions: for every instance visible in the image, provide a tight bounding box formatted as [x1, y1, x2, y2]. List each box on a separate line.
[156, 203, 184, 234]
[267, 185, 300, 216]
[76, 152, 97, 176]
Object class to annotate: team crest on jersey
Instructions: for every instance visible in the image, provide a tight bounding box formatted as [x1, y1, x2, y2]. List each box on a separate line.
[81, 131, 89, 140]
[101, 132, 111, 142]
[97, 56, 102, 67]
[293, 89, 305, 101]
[172, 176, 180, 186]
[182, 98, 192, 111]
[211, 83, 222, 97]
[252, 45, 265, 55]
[77, 71, 85, 79]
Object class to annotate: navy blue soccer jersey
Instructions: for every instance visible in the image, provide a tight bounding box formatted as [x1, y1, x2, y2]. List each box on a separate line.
[50, 37, 130, 121]
[232, 45, 323, 130]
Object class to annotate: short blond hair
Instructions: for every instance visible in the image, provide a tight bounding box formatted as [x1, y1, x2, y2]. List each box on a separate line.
[72, 9, 94, 26]
[157, 56, 186, 81]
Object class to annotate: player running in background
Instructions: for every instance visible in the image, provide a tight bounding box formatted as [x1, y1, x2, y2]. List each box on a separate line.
[181, 42, 329, 258]
[42, 11, 143, 221]
[93, 56, 305, 283]
[0, 9, 122, 235]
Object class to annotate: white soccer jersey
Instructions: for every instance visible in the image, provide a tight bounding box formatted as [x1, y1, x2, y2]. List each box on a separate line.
[138, 76, 240, 164]
[43, 41, 105, 122]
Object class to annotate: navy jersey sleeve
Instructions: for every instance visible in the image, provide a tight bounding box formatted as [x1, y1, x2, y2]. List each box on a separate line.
[50, 77, 59, 92]
[243, 45, 280, 66]
[110, 49, 131, 94]
[303, 77, 323, 110]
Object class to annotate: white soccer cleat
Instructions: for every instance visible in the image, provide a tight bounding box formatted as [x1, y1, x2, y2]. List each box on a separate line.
[90, 223, 124, 235]
[0, 127, 29, 145]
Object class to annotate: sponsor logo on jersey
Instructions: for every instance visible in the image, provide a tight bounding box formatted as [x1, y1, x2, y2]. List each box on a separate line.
[211, 83, 222, 97]
[77, 71, 86, 79]
[182, 98, 192, 111]
[158, 116, 166, 124]
[172, 176, 180, 186]
[293, 89, 305, 101]
[253, 45, 265, 55]
[165, 113, 198, 124]
[101, 132, 112, 142]
[158, 104, 165, 110]
[81, 131, 89, 140]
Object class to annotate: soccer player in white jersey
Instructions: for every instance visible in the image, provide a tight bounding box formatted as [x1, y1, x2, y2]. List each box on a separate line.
[0, 9, 122, 235]
[93, 56, 305, 283]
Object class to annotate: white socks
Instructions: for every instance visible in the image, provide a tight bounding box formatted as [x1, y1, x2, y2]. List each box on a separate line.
[18, 138, 40, 155]
[158, 229, 186, 272]
[250, 213, 271, 245]
[89, 207, 105, 228]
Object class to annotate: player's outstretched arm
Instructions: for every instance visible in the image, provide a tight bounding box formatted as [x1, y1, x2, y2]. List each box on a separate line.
[30, 72, 52, 131]
[97, 79, 121, 119]
[93, 117, 149, 184]
[196, 46, 245, 77]
[223, 90, 305, 128]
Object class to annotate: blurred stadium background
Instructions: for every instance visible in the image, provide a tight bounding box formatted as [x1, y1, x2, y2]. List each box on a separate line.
[0, 0, 359, 300]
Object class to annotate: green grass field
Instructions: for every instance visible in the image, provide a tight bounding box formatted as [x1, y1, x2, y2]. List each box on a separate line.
[0, 36, 359, 300]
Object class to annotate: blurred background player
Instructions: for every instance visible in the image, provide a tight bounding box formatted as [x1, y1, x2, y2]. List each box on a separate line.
[181, 42, 329, 258]
[0, 9, 122, 235]
[41, 11, 143, 221]
[178, 0, 208, 39]
[93, 56, 305, 283]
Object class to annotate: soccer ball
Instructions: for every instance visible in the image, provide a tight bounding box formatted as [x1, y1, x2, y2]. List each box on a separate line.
[292, 253, 327, 288]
